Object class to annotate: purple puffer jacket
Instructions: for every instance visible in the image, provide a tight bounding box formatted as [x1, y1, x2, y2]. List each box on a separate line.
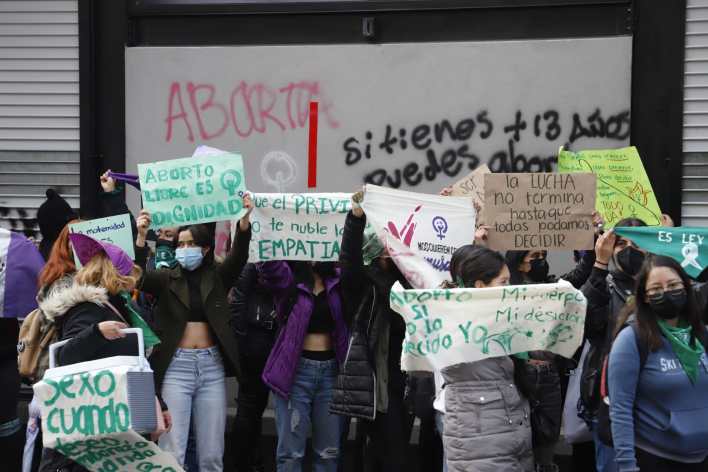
[258, 261, 350, 398]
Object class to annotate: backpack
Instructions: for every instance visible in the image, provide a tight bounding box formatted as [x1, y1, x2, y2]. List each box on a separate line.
[17, 307, 58, 384]
[596, 322, 708, 446]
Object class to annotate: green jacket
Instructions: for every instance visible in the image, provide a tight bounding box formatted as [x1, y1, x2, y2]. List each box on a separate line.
[135, 227, 251, 388]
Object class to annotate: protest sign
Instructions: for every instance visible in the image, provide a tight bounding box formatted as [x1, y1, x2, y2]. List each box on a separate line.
[69, 214, 135, 268]
[450, 164, 490, 224]
[34, 365, 183, 472]
[362, 185, 476, 274]
[484, 173, 596, 251]
[246, 193, 352, 262]
[558, 146, 662, 228]
[138, 153, 246, 229]
[389, 280, 587, 372]
[614, 226, 708, 279]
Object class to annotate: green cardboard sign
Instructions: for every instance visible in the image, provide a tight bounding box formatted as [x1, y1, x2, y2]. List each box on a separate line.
[138, 153, 246, 229]
[558, 146, 662, 228]
[69, 214, 135, 268]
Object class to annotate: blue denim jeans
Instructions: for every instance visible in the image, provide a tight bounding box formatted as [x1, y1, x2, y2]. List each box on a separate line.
[274, 357, 343, 472]
[159, 347, 227, 472]
[591, 419, 617, 472]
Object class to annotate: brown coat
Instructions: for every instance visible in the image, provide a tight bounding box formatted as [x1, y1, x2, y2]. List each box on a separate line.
[135, 227, 250, 387]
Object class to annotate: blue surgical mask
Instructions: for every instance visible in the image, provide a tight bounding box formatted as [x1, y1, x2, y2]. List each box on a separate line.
[175, 247, 204, 271]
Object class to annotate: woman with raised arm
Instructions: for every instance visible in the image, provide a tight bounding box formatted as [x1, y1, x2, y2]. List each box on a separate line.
[134, 196, 252, 472]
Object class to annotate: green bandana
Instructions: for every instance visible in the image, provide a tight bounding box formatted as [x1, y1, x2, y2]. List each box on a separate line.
[657, 319, 704, 384]
[119, 292, 161, 350]
[362, 228, 385, 266]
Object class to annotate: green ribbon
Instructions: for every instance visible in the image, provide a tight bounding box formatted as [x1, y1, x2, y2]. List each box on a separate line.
[119, 292, 161, 350]
[657, 319, 704, 384]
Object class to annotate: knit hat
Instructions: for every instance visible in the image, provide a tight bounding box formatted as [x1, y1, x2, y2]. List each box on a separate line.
[68, 233, 134, 276]
[37, 189, 76, 260]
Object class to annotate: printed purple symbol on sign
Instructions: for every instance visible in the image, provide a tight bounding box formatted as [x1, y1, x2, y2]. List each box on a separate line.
[432, 216, 448, 240]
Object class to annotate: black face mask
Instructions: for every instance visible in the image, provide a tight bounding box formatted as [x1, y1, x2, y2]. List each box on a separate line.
[648, 289, 687, 320]
[527, 259, 549, 283]
[616, 246, 645, 277]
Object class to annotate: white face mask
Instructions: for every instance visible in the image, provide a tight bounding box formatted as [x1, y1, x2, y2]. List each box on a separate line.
[175, 247, 203, 271]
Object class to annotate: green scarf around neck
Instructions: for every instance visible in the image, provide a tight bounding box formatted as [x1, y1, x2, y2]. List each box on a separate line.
[657, 318, 704, 384]
[119, 291, 161, 350]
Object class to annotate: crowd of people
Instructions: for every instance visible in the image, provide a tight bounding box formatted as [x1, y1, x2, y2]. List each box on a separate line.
[1, 170, 707, 472]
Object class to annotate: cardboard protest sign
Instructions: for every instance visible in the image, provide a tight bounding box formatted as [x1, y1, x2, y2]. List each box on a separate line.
[34, 365, 183, 472]
[484, 173, 596, 251]
[243, 193, 352, 262]
[450, 164, 490, 224]
[389, 280, 587, 372]
[558, 146, 662, 228]
[614, 226, 708, 279]
[362, 185, 476, 274]
[138, 153, 246, 229]
[69, 214, 135, 268]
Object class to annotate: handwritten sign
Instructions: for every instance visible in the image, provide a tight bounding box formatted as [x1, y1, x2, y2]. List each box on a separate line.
[484, 173, 596, 251]
[614, 226, 708, 279]
[138, 153, 246, 229]
[245, 193, 352, 262]
[362, 185, 476, 273]
[69, 214, 135, 268]
[33, 366, 183, 472]
[389, 280, 587, 372]
[558, 146, 661, 228]
[450, 164, 490, 224]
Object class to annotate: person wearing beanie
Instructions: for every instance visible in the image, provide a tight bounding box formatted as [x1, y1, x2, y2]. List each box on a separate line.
[36, 189, 76, 261]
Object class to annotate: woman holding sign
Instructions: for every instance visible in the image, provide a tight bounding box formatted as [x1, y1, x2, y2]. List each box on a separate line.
[441, 245, 534, 472]
[134, 199, 251, 472]
[505, 238, 598, 472]
[38, 233, 167, 472]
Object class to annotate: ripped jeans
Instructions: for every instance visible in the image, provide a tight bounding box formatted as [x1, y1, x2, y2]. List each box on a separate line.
[274, 357, 343, 472]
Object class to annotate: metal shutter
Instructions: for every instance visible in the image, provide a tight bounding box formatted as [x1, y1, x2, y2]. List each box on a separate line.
[0, 0, 79, 239]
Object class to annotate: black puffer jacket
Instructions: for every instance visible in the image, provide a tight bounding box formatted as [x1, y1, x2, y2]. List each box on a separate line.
[330, 212, 408, 420]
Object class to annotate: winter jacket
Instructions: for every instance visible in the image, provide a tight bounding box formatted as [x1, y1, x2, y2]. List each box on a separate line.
[258, 261, 349, 398]
[442, 357, 534, 472]
[135, 225, 250, 389]
[38, 281, 139, 366]
[37, 282, 142, 472]
[229, 263, 278, 336]
[330, 212, 408, 419]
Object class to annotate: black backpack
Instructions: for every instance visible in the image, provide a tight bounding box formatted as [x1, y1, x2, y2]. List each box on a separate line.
[596, 322, 708, 446]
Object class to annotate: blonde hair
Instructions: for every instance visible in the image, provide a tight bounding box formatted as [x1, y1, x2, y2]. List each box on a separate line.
[74, 253, 142, 295]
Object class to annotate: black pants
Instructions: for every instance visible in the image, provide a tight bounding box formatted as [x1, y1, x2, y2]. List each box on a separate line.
[231, 328, 274, 472]
[361, 349, 414, 472]
[637, 448, 708, 472]
[524, 361, 563, 466]
[0, 344, 22, 472]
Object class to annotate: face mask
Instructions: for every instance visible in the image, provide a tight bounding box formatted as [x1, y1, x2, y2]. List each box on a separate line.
[648, 289, 687, 320]
[527, 259, 549, 282]
[155, 240, 177, 269]
[616, 246, 645, 277]
[175, 247, 204, 271]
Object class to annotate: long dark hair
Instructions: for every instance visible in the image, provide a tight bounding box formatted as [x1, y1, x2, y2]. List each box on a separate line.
[289, 261, 337, 290]
[505, 250, 533, 285]
[450, 245, 506, 288]
[615, 255, 704, 351]
[175, 224, 215, 265]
